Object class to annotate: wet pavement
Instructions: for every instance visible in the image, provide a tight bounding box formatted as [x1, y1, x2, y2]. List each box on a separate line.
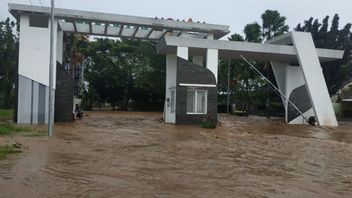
[1, 111, 352, 197]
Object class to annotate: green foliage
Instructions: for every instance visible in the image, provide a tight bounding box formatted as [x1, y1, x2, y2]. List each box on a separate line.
[261, 10, 289, 41]
[244, 22, 262, 42]
[0, 18, 18, 109]
[0, 109, 13, 121]
[202, 120, 217, 129]
[201, 115, 217, 129]
[0, 145, 21, 161]
[0, 122, 26, 136]
[0, 122, 45, 137]
[295, 14, 352, 95]
[80, 38, 165, 110]
[228, 33, 244, 41]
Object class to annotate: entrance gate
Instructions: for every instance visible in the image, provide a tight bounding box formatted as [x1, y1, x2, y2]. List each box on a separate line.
[9, 3, 344, 126]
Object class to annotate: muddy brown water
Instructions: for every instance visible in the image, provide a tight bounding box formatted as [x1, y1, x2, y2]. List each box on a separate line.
[1, 111, 352, 198]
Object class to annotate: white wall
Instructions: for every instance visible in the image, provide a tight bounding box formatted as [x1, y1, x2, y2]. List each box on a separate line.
[206, 49, 219, 82]
[18, 15, 58, 88]
[177, 47, 188, 60]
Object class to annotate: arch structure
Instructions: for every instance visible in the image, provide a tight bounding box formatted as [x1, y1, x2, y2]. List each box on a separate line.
[9, 3, 344, 126]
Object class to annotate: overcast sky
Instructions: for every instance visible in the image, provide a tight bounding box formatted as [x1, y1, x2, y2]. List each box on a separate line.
[1, 0, 351, 38]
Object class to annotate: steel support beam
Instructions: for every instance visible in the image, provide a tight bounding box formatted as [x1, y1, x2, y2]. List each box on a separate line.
[132, 26, 139, 38]
[72, 20, 77, 32]
[118, 24, 124, 36]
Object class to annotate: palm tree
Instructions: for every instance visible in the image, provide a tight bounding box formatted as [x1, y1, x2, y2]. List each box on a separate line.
[261, 10, 289, 41]
[244, 22, 262, 43]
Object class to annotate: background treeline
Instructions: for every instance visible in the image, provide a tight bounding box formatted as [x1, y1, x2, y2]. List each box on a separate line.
[63, 35, 166, 111]
[0, 10, 351, 114]
[0, 18, 17, 109]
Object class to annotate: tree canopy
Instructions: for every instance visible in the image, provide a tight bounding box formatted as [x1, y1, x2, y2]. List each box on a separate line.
[295, 14, 352, 94]
[0, 18, 17, 109]
[79, 38, 165, 110]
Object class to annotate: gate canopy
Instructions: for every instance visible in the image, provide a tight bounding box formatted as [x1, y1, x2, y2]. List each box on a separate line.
[9, 3, 230, 40]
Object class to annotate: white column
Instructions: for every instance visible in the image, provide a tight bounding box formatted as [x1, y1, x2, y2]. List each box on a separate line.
[206, 49, 219, 82]
[164, 54, 177, 123]
[177, 46, 188, 60]
[56, 29, 64, 64]
[193, 56, 203, 66]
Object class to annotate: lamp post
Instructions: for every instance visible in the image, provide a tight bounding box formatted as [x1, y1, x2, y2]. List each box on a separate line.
[227, 59, 230, 114]
[48, 0, 55, 137]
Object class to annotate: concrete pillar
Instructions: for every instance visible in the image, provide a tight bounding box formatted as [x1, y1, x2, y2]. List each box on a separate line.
[193, 56, 203, 66]
[164, 54, 177, 124]
[290, 32, 337, 126]
[206, 49, 219, 82]
[56, 28, 64, 64]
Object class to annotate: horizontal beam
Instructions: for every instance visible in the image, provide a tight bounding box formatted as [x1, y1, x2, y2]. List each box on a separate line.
[156, 35, 344, 63]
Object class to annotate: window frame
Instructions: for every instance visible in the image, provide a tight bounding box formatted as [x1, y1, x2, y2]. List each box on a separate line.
[186, 89, 208, 115]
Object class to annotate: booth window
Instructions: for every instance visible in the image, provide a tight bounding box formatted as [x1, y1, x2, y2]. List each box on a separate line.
[187, 89, 207, 114]
[29, 16, 49, 28]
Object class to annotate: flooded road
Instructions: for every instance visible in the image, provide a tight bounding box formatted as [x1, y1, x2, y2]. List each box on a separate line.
[1, 111, 352, 197]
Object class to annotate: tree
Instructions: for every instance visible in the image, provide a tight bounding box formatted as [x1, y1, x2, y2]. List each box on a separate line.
[244, 22, 262, 43]
[295, 14, 352, 95]
[0, 18, 17, 109]
[261, 10, 289, 41]
[81, 38, 165, 111]
[220, 10, 289, 115]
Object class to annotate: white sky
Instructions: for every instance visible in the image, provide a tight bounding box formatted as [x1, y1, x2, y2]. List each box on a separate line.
[1, 0, 351, 38]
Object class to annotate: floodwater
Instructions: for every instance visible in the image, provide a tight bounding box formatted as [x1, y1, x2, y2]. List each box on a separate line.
[1, 111, 352, 198]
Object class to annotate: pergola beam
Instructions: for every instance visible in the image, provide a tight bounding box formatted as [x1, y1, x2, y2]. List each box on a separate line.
[72, 20, 77, 32]
[104, 23, 109, 35]
[118, 24, 124, 36]
[158, 30, 169, 39]
[146, 29, 153, 38]
[89, 22, 92, 34]
[132, 26, 139, 38]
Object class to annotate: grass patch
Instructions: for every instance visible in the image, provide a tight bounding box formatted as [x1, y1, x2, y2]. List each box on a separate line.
[0, 145, 22, 161]
[0, 122, 28, 136]
[22, 130, 47, 137]
[0, 122, 47, 137]
[0, 109, 13, 122]
[202, 120, 217, 129]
